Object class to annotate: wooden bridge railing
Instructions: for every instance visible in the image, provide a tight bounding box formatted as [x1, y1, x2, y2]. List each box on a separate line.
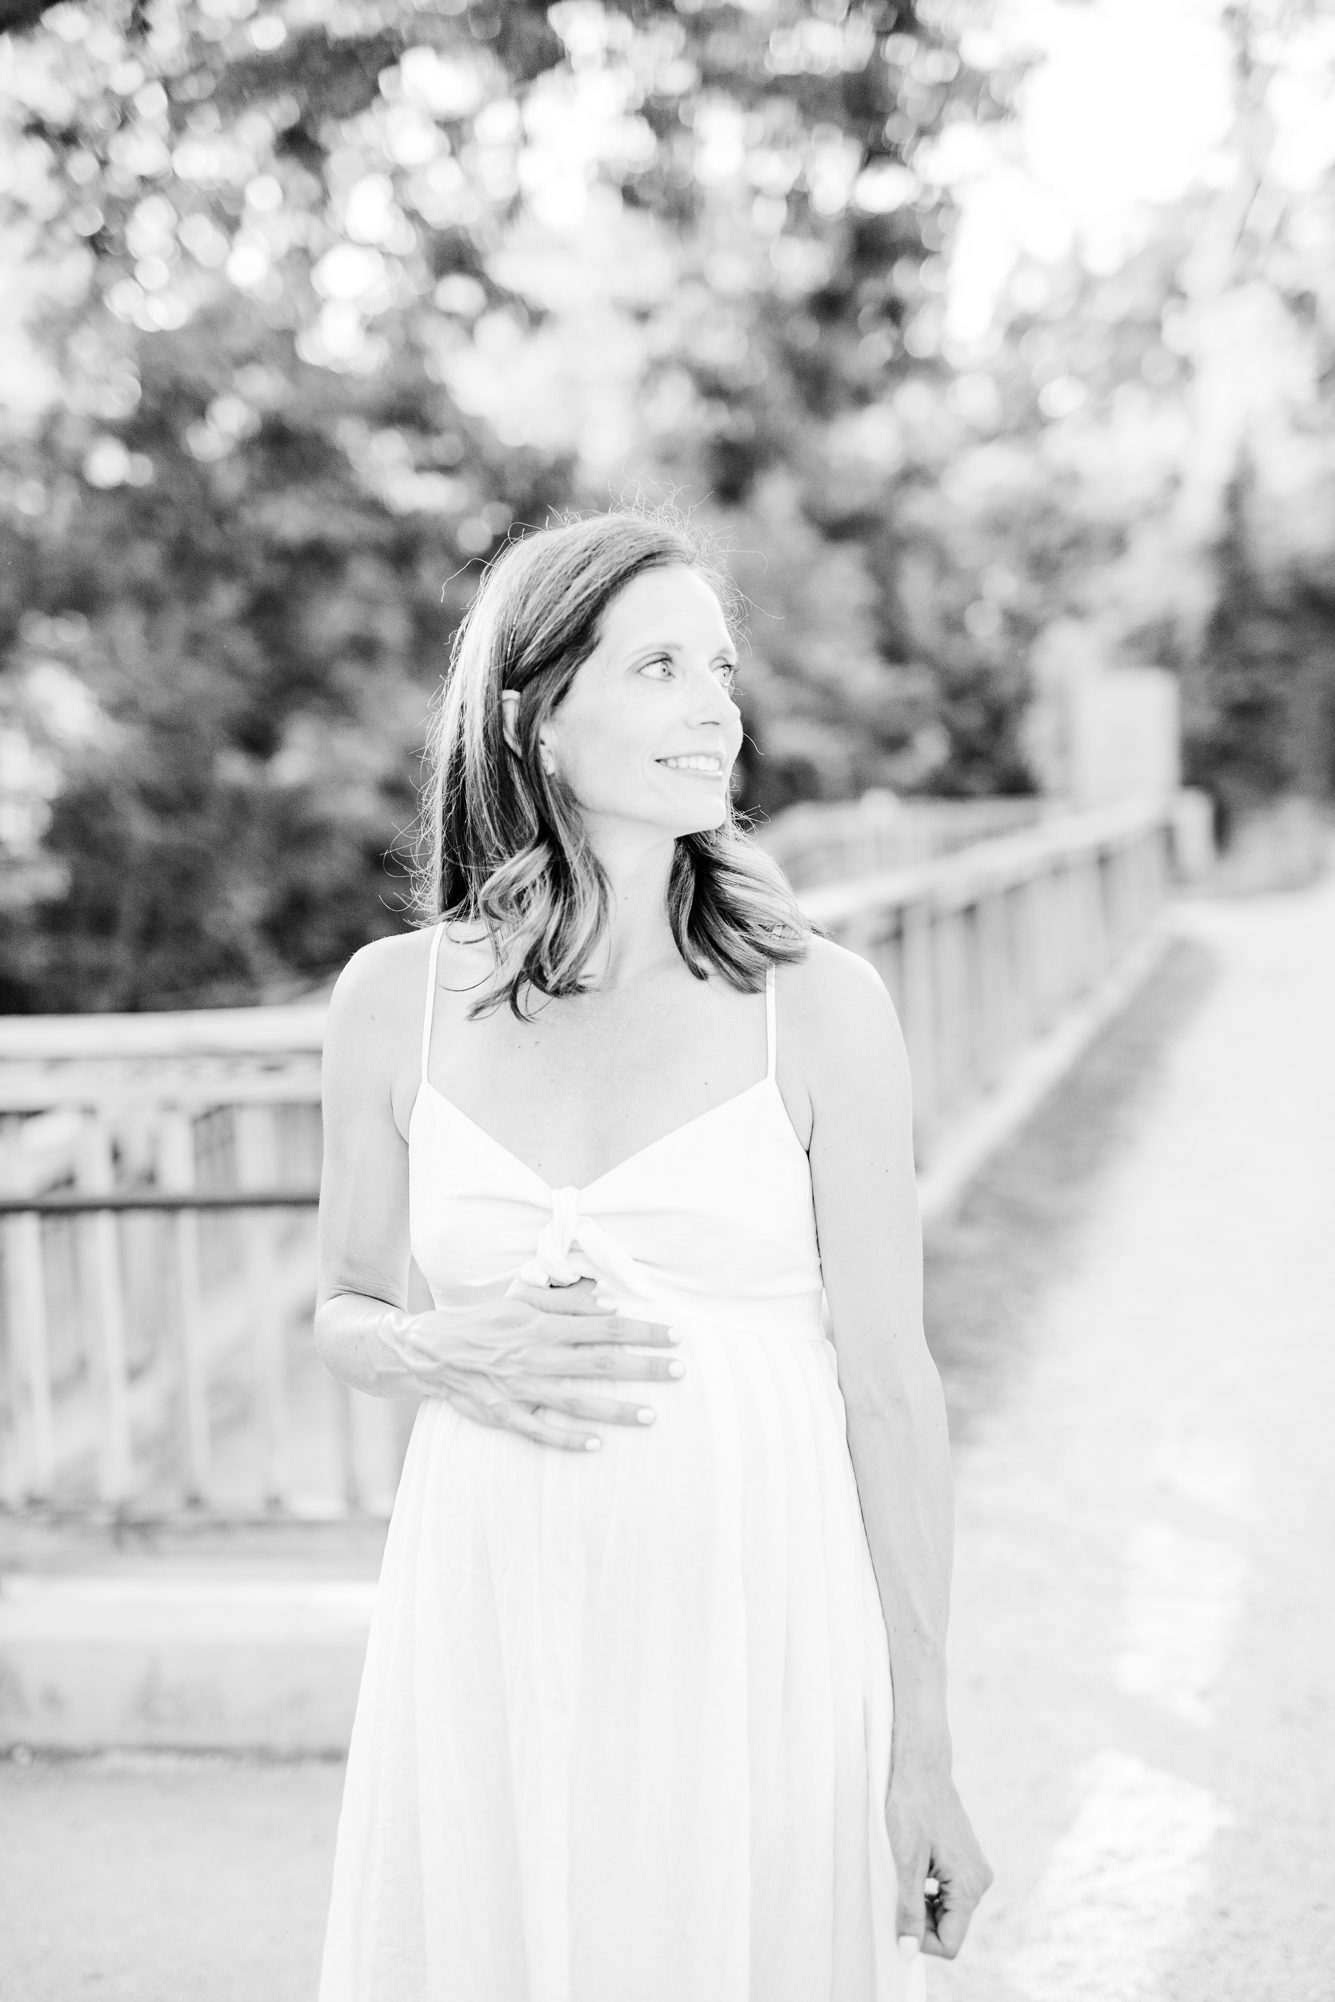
[0, 795, 1179, 1523]
[755, 790, 1048, 891]
[816, 795, 1175, 1161]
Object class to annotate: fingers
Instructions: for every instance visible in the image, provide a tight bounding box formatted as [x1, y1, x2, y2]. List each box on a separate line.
[886, 1772, 993, 1964]
[539, 1390, 658, 1427]
[422, 1282, 686, 1447]
[895, 1848, 928, 1961]
[919, 1859, 992, 1961]
[556, 1316, 677, 1347]
[569, 1349, 684, 1383]
[501, 1408, 598, 1452]
[924, 1895, 971, 1960]
[445, 1377, 662, 1450]
[895, 1867, 967, 1963]
[528, 1318, 682, 1379]
[451, 1387, 597, 1453]
[506, 1277, 607, 1315]
[507, 1279, 678, 1347]
[921, 1886, 973, 1959]
[515, 1343, 683, 1393]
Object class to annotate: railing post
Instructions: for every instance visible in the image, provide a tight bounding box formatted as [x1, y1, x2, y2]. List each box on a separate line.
[159, 1109, 212, 1505]
[899, 900, 938, 1164]
[1005, 880, 1029, 1059]
[1, 1211, 54, 1503]
[962, 901, 986, 1095]
[1075, 846, 1100, 994]
[1148, 819, 1170, 918]
[933, 903, 967, 1126]
[235, 1104, 291, 1509]
[1026, 868, 1051, 1034]
[974, 885, 1009, 1089]
[76, 1115, 133, 1506]
[1055, 857, 1077, 1006]
[1097, 840, 1117, 974]
[1105, 841, 1126, 961]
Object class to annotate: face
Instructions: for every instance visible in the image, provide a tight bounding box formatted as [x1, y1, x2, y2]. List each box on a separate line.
[505, 564, 744, 840]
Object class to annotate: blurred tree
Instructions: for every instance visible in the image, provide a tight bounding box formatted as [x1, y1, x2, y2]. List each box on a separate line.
[1164, 2, 1335, 834]
[0, 0, 1026, 1008]
[0, 296, 576, 1008]
[904, 0, 1335, 837]
[1188, 453, 1335, 846]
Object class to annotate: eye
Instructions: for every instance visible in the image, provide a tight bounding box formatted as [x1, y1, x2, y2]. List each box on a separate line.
[636, 653, 740, 692]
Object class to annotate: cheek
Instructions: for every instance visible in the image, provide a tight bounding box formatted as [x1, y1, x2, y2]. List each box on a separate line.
[554, 719, 642, 801]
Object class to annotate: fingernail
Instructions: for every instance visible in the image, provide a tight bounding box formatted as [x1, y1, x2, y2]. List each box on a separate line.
[664, 1327, 681, 1343]
[584, 1437, 601, 1451]
[897, 1936, 920, 1958]
[636, 1408, 655, 1425]
[595, 1295, 616, 1310]
[667, 1360, 685, 1377]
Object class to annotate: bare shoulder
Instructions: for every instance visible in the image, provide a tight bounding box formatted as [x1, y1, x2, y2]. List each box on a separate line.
[327, 928, 433, 1034]
[779, 933, 903, 1042]
[777, 935, 908, 1094]
[323, 927, 438, 1104]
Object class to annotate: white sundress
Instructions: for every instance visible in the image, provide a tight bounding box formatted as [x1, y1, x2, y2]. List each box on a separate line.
[319, 925, 926, 2002]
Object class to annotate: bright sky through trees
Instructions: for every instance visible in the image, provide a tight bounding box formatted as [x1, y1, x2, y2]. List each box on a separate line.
[940, 0, 1334, 346]
[5, 0, 1330, 422]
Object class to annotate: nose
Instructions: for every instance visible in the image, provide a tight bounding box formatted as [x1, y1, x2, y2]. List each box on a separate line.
[687, 662, 739, 728]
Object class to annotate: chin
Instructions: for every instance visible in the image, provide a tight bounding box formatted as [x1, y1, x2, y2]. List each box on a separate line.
[670, 801, 729, 838]
[583, 785, 731, 841]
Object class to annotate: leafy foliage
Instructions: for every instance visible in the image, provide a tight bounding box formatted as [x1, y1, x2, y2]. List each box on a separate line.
[2, 1, 1331, 1008]
[0, 0, 1026, 1009]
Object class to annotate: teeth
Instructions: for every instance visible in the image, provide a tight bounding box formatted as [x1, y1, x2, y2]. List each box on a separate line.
[659, 756, 722, 773]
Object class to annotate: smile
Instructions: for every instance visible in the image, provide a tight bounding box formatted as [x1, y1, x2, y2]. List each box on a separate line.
[656, 755, 724, 775]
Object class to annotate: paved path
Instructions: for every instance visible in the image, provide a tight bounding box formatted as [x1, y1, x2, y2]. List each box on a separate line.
[0, 1751, 344, 2002]
[2, 875, 1332, 2001]
[934, 875, 1335, 2002]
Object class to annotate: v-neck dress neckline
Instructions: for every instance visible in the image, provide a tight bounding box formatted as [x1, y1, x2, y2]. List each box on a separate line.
[412, 918, 787, 1198]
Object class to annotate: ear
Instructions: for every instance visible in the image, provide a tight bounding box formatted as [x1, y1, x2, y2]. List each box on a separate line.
[499, 688, 522, 757]
[501, 686, 556, 776]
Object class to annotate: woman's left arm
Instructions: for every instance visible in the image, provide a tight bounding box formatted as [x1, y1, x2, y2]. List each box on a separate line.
[800, 939, 992, 1962]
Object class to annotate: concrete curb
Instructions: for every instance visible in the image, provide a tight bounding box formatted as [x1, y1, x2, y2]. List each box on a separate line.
[0, 1575, 374, 1754]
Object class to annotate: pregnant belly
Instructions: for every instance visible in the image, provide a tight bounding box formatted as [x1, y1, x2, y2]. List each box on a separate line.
[397, 1324, 854, 1584]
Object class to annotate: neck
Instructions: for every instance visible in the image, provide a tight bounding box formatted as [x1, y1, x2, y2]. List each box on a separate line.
[581, 823, 682, 990]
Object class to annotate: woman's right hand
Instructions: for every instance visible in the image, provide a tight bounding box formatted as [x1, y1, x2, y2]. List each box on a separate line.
[389, 1276, 684, 1451]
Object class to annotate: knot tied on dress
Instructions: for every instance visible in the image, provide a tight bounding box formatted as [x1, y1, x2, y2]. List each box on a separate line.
[507, 1185, 650, 1301]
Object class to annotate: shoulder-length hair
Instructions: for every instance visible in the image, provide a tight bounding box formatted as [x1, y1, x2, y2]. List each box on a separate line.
[415, 507, 819, 1020]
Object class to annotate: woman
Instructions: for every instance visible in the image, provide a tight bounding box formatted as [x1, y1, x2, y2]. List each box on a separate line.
[314, 508, 990, 2001]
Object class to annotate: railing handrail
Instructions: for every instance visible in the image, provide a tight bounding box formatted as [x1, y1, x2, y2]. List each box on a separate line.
[0, 1189, 321, 1216]
[0, 999, 329, 1063]
[800, 796, 1169, 928]
[0, 798, 1168, 1067]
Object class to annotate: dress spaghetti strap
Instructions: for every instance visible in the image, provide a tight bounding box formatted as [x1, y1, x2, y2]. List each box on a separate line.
[764, 964, 777, 1084]
[421, 922, 446, 1089]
